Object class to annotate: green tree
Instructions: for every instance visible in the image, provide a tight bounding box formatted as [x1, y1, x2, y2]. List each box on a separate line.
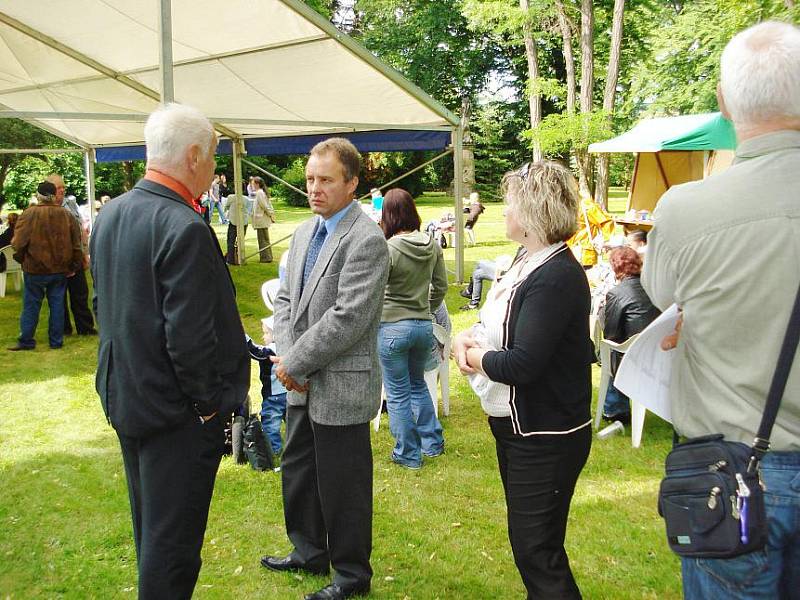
[628, 0, 800, 116]
[353, 0, 503, 111]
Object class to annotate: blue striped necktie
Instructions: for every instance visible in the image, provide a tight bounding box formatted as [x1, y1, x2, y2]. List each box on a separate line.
[302, 220, 327, 289]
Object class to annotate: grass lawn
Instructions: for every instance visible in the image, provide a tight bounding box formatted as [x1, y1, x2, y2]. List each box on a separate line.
[0, 189, 681, 599]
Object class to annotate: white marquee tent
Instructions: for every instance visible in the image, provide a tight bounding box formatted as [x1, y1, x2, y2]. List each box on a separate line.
[0, 0, 467, 277]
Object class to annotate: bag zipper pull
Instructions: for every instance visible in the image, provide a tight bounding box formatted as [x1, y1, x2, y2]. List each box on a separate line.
[707, 486, 721, 510]
[735, 473, 751, 498]
[708, 460, 727, 472]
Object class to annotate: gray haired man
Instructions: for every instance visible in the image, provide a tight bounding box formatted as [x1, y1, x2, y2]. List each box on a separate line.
[643, 21, 800, 598]
[91, 103, 249, 600]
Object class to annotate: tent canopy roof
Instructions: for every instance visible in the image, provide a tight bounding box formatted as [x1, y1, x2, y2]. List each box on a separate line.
[0, 0, 457, 149]
[588, 112, 737, 153]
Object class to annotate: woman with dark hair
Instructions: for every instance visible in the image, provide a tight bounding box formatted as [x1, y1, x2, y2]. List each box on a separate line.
[379, 188, 448, 469]
[251, 176, 275, 263]
[453, 161, 592, 599]
[598, 246, 661, 420]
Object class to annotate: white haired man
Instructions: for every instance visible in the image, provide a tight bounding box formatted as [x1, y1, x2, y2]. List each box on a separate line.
[90, 103, 250, 599]
[643, 21, 800, 598]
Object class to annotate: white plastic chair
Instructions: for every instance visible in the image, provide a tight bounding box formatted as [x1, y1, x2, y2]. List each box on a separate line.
[373, 323, 451, 432]
[426, 323, 451, 418]
[594, 334, 646, 447]
[0, 246, 23, 298]
[261, 278, 280, 313]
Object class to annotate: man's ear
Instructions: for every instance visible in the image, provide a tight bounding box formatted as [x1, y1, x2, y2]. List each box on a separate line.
[348, 176, 359, 196]
[187, 144, 201, 171]
[716, 83, 731, 120]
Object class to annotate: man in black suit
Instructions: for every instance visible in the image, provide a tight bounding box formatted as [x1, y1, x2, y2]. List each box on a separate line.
[90, 103, 250, 600]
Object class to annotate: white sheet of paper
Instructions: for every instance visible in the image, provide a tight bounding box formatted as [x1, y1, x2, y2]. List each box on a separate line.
[614, 303, 680, 423]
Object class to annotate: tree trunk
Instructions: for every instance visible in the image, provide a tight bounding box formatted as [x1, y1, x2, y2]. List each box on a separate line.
[575, 0, 594, 195]
[554, 0, 576, 116]
[461, 96, 476, 196]
[520, 0, 542, 162]
[122, 161, 135, 191]
[0, 157, 10, 192]
[595, 0, 625, 210]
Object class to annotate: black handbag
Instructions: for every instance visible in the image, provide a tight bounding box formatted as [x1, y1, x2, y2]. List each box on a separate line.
[657, 284, 800, 558]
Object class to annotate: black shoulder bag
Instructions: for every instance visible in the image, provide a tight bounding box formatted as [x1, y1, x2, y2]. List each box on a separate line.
[657, 283, 800, 558]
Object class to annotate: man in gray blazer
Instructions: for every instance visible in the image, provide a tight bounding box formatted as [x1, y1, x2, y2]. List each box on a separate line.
[262, 138, 389, 600]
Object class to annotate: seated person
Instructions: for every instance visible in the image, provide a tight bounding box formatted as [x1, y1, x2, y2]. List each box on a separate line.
[626, 229, 648, 255]
[246, 317, 288, 457]
[460, 248, 523, 311]
[0, 213, 19, 272]
[598, 246, 661, 421]
[463, 191, 485, 230]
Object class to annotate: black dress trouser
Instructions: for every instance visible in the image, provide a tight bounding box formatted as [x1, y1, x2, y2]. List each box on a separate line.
[226, 224, 247, 265]
[281, 404, 373, 589]
[117, 417, 224, 600]
[489, 417, 591, 600]
[63, 268, 95, 334]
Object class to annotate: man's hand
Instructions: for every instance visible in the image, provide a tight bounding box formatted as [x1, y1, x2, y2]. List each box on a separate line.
[270, 355, 309, 392]
[661, 312, 683, 351]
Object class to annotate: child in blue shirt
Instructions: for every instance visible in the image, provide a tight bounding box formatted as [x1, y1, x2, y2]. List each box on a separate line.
[246, 316, 287, 456]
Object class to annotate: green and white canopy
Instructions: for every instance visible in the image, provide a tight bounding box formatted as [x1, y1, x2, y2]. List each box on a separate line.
[589, 112, 736, 153]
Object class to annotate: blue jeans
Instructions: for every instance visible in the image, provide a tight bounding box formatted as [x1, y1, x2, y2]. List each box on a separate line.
[681, 451, 800, 599]
[379, 320, 444, 468]
[211, 200, 227, 224]
[260, 393, 287, 455]
[603, 375, 630, 416]
[19, 273, 67, 349]
[470, 260, 497, 304]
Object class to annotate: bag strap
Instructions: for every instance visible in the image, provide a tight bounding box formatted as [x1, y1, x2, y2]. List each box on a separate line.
[748, 282, 800, 472]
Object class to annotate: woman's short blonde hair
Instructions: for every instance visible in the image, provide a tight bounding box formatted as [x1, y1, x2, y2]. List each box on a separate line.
[501, 160, 579, 244]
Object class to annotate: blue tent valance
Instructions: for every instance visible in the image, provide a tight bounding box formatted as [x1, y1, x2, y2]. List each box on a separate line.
[95, 129, 451, 163]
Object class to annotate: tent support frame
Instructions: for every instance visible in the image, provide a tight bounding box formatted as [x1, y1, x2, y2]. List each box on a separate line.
[242, 159, 307, 198]
[84, 148, 97, 229]
[232, 139, 247, 265]
[452, 125, 464, 283]
[158, 0, 175, 103]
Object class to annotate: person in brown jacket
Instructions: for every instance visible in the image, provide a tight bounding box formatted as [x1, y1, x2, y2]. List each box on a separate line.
[8, 181, 82, 351]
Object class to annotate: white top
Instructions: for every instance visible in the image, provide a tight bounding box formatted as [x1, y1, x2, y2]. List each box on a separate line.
[469, 243, 566, 417]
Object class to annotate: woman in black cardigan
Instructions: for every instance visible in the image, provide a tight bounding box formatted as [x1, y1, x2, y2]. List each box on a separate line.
[454, 161, 592, 599]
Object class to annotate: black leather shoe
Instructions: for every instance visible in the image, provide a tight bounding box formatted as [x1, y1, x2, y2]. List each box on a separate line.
[260, 555, 329, 576]
[7, 344, 34, 351]
[459, 288, 472, 299]
[78, 328, 98, 336]
[304, 582, 370, 600]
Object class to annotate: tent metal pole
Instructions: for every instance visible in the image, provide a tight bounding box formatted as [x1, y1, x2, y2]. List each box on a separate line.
[0, 111, 453, 132]
[355, 148, 453, 201]
[452, 126, 464, 283]
[232, 139, 247, 265]
[158, 0, 175, 103]
[0, 148, 85, 154]
[241, 158, 307, 198]
[84, 148, 97, 231]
